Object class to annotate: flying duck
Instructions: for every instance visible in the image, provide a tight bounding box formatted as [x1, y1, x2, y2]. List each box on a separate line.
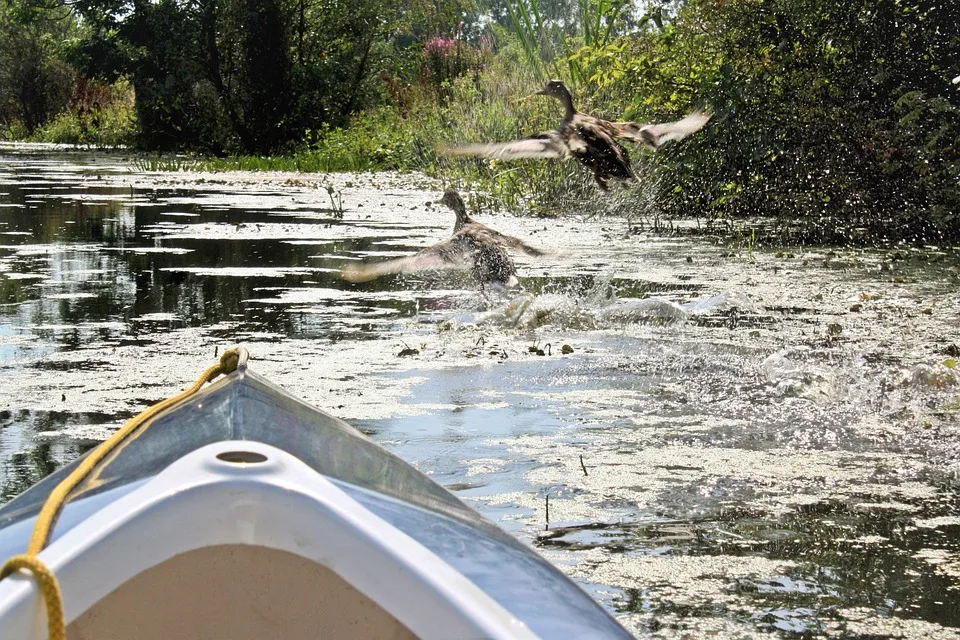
[441, 80, 710, 190]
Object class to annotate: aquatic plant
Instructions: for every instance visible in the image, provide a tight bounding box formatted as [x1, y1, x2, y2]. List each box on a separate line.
[324, 184, 345, 218]
[131, 155, 204, 172]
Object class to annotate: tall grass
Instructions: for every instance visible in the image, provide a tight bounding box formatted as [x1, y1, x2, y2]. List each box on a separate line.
[417, 67, 657, 217]
[143, 59, 658, 220]
[131, 155, 204, 171]
[193, 107, 420, 173]
[122, 19, 660, 221]
[505, 0, 552, 81]
[505, 0, 633, 85]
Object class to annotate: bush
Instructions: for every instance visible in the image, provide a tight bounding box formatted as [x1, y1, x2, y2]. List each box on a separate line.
[0, 121, 30, 141]
[31, 78, 137, 147]
[553, 0, 960, 244]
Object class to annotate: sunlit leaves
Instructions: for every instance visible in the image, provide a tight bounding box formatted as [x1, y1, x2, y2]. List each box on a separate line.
[621, 0, 960, 243]
[502, 0, 635, 85]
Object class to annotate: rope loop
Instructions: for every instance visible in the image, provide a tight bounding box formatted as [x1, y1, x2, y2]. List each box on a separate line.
[0, 555, 66, 640]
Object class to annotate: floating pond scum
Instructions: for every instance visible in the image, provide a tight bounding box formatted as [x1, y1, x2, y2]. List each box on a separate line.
[0, 347, 631, 639]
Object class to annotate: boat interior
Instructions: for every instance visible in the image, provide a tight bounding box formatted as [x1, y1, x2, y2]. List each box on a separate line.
[68, 544, 417, 640]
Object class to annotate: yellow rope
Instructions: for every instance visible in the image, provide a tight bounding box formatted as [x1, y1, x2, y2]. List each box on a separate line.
[0, 556, 64, 636]
[0, 347, 242, 640]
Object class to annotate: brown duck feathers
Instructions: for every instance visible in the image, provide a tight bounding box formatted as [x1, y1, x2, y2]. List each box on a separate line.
[341, 190, 545, 288]
[442, 80, 710, 190]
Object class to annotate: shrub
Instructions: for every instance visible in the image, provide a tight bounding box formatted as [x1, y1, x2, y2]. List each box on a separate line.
[32, 78, 137, 146]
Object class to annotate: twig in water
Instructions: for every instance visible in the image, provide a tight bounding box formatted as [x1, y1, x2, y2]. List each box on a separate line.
[545, 494, 550, 531]
[580, 454, 588, 476]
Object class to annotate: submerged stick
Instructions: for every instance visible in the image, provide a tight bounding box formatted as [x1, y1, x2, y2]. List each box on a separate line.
[545, 494, 550, 531]
[580, 454, 588, 476]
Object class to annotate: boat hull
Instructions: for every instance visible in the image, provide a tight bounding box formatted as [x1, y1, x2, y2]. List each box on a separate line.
[0, 369, 632, 638]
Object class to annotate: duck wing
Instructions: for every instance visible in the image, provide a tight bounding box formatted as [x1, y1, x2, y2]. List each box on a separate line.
[611, 110, 711, 149]
[461, 222, 547, 257]
[340, 236, 474, 282]
[439, 131, 570, 160]
[497, 233, 547, 257]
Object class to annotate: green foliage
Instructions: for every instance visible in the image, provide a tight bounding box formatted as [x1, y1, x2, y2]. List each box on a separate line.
[4, 0, 958, 246]
[421, 26, 488, 104]
[553, 0, 960, 244]
[197, 106, 421, 173]
[0, 120, 30, 140]
[0, 1, 77, 133]
[63, 0, 478, 154]
[30, 78, 136, 146]
[299, 113, 419, 172]
[707, 0, 958, 243]
[503, 0, 634, 84]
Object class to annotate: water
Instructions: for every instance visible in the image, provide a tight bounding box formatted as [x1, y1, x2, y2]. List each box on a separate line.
[2, 142, 960, 637]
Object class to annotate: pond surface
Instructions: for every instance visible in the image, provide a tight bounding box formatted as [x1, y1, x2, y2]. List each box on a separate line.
[1, 142, 960, 638]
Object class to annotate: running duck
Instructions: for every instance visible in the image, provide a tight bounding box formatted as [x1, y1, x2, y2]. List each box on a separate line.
[441, 80, 710, 190]
[340, 190, 545, 289]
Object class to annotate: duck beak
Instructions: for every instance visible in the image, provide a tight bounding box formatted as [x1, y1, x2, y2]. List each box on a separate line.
[511, 92, 540, 104]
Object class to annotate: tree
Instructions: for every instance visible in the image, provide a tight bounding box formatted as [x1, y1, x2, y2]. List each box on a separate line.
[63, 0, 477, 152]
[0, 0, 75, 133]
[580, 0, 960, 242]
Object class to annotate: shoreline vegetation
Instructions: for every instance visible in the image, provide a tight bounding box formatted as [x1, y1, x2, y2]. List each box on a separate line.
[2, 0, 957, 246]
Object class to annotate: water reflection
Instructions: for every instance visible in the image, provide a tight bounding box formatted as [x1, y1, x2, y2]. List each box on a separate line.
[0, 158, 430, 344]
[536, 494, 960, 629]
[0, 410, 108, 502]
[0, 145, 505, 498]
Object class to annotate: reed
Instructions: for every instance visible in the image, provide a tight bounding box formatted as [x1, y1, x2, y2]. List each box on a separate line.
[504, 0, 632, 85]
[131, 155, 204, 172]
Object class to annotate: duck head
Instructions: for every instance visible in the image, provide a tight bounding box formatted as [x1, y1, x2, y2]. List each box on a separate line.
[535, 80, 569, 99]
[535, 80, 575, 116]
[438, 189, 472, 231]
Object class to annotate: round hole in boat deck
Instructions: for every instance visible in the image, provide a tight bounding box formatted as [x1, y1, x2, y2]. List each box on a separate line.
[216, 451, 268, 464]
